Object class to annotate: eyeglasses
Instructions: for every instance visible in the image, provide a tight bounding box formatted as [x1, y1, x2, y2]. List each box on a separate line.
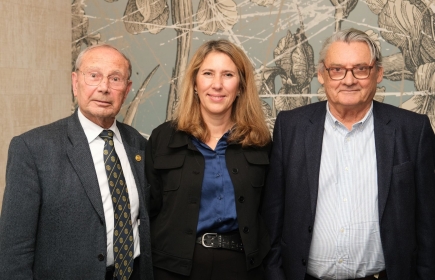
[322, 62, 375, 80]
[78, 70, 128, 90]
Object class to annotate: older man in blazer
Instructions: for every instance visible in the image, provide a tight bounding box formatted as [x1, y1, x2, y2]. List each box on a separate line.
[262, 29, 435, 280]
[0, 44, 153, 279]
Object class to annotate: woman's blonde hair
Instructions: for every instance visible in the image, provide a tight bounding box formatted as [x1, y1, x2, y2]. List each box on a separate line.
[174, 40, 270, 147]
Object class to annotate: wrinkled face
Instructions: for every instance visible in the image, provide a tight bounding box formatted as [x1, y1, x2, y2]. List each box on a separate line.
[195, 51, 240, 120]
[318, 41, 383, 112]
[72, 47, 132, 128]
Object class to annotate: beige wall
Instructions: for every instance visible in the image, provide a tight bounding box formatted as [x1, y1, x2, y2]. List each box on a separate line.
[0, 0, 71, 212]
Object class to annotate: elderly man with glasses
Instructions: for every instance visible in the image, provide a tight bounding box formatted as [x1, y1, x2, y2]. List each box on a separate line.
[0, 44, 153, 280]
[262, 28, 435, 280]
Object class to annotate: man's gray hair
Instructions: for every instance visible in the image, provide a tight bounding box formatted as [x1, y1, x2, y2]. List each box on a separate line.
[74, 43, 132, 79]
[317, 28, 382, 72]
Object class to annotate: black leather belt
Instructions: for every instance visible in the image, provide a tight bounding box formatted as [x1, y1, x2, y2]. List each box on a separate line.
[305, 270, 387, 280]
[195, 232, 244, 252]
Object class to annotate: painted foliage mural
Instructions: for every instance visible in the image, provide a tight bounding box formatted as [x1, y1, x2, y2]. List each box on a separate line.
[72, 0, 435, 137]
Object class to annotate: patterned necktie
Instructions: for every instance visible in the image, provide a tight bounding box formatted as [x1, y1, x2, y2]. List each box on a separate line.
[100, 130, 134, 280]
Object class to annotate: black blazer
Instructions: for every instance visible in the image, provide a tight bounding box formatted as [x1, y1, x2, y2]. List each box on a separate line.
[262, 101, 435, 280]
[0, 111, 153, 279]
[145, 121, 271, 276]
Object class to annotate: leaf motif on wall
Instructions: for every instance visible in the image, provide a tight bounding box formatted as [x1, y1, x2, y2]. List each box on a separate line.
[415, 62, 435, 92]
[329, 0, 358, 18]
[411, 62, 435, 115]
[251, 0, 276, 7]
[366, 0, 388, 15]
[72, 0, 101, 70]
[196, 0, 238, 35]
[271, 28, 314, 112]
[123, 0, 169, 34]
[329, 0, 358, 30]
[379, 0, 422, 71]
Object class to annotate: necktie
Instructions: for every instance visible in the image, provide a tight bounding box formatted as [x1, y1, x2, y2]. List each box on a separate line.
[100, 130, 134, 280]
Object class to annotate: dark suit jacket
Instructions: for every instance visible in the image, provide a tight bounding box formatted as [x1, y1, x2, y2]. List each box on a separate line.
[0, 111, 153, 279]
[262, 101, 435, 280]
[145, 121, 271, 276]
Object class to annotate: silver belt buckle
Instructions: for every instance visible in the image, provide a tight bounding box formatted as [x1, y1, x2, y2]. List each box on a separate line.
[201, 233, 217, 247]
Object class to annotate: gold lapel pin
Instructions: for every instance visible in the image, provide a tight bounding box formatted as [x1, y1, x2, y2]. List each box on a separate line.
[135, 155, 142, 162]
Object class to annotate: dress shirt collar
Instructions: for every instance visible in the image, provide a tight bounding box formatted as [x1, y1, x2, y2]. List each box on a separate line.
[77, 108, 122, 144]
[325, 101, 374, 132]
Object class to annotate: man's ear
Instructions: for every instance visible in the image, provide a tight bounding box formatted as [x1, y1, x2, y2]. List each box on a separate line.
[376, 66, 384, 84]
[317, 68, 325, 85]
[122, 80, 133, 103]
[71, 72, 78, 97]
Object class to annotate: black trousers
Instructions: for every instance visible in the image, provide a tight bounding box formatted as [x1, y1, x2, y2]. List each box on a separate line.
[153, 243, 265, 280]
[106, 256, 140, 280]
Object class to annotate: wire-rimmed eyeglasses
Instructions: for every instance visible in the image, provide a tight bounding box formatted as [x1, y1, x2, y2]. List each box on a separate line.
[78, 70, 128, 90]
[322, 62, 375, 80]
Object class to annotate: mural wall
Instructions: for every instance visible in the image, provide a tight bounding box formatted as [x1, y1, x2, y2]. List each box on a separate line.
[72, 0, 435, 137]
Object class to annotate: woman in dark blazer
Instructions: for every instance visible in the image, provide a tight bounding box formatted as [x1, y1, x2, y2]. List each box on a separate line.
[145, 39, 272, 280]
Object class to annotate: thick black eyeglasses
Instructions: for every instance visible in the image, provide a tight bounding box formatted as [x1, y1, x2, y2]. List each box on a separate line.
[322, 62, 375, 80]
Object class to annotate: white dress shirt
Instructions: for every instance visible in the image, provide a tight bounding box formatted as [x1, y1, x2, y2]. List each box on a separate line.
[78, 109, 140, 266]
[307, 102, 385, 279]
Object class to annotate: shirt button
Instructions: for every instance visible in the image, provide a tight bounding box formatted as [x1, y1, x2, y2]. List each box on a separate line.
[345, 167, 349, 171]
[343, 198, 347, 202]
[338, 258, 343, 264]
[340, 228, 344, 233]
[98, 254, 105, 261]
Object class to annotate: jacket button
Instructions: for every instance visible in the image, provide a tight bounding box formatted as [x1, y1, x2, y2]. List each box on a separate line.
[98, 254, 105, 261]
[232, 168, 239, 174]
[243, 227, 249, 233]
[302, 259, 307, 266]
[308, 226, 313, 233]
[238, 196, 245, 203]
[250, 258, 255, 265]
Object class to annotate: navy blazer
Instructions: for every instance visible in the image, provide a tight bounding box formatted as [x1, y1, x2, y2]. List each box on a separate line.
[262, 101, 435, 280]
[0, 111, 153, 279]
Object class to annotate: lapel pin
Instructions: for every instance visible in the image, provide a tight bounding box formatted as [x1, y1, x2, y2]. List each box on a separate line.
[135, 155, 142, 162]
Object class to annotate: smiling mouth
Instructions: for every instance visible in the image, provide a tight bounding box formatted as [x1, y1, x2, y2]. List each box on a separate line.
[207, 94, 226, 101]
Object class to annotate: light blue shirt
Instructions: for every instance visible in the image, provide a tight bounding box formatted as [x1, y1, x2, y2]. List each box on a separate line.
[307, 102, 385, 279]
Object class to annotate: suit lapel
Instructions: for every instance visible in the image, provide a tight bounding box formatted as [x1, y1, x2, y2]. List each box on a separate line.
[66, 112, 105, 221]
[373, 102, 395, 221]
[305, 103, 327, 216]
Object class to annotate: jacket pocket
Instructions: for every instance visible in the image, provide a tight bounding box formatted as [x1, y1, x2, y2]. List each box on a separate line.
[392, 161, 414, 193]
[243, 150, 270, 188]
[392, 161, 413, 174]
[154, 154, 185, 191]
